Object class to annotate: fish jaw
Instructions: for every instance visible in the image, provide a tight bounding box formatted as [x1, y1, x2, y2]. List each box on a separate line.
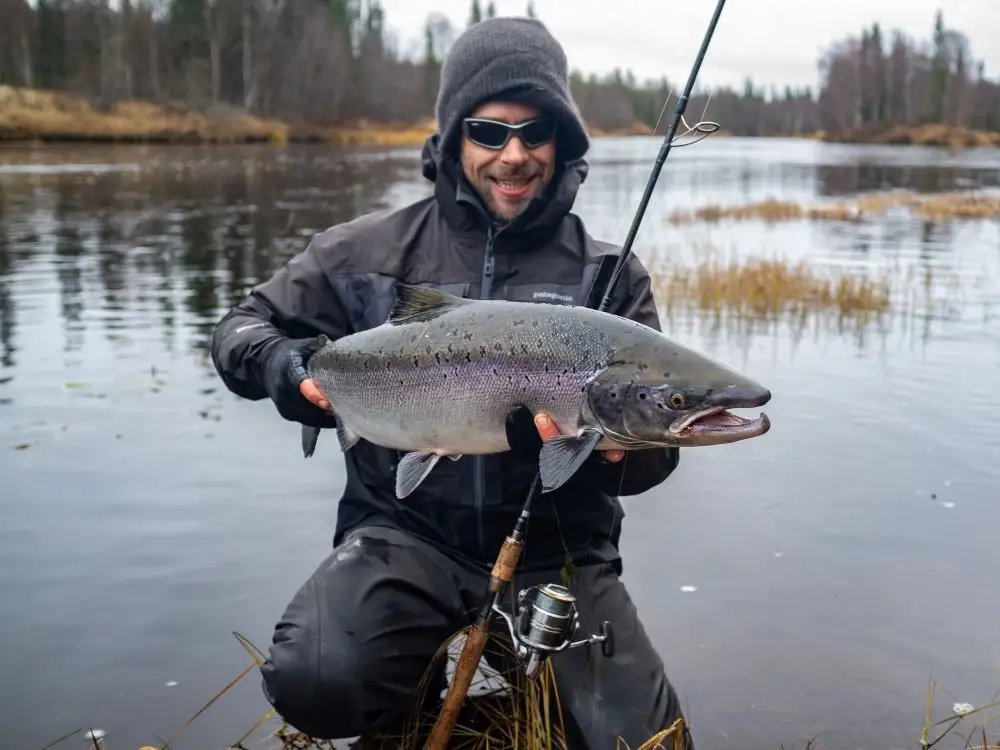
[667, 404, 771, 445]
[666, 383, 772, 445]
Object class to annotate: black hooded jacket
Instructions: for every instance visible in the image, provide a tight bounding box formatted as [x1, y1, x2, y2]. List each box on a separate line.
[210, 135, 680, 572]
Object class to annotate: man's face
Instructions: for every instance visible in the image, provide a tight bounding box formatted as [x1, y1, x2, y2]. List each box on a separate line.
[458, 100, 557, 224]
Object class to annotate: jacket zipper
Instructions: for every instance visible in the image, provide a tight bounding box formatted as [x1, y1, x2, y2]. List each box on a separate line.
[474, 225, 497, 561]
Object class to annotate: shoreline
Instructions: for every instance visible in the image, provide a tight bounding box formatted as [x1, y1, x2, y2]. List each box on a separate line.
[2, 87, 998, 149]
[0, 85, 656, 148]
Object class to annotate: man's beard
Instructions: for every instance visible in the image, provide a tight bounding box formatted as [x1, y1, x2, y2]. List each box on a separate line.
[480, 165, 543, 223]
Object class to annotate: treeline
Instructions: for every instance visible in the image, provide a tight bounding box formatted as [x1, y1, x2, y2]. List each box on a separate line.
[1, 0, 998, 136]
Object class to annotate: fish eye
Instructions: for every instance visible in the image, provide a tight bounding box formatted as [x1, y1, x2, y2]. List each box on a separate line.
[669, 392, 685, 409]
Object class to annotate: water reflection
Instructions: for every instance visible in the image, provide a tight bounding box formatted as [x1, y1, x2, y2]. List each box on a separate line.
[1, 138, 999, 750]
[815, 160, 1000, 196]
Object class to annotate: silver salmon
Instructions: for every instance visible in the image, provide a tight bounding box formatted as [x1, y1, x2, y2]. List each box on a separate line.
[303, 283, 771, 499]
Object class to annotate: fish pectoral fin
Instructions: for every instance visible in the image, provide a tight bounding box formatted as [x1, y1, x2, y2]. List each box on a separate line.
[395, 451, 441, 499]
[335, 420, 361, 452]
[538, 428, 603, 494]
[386, 283, 471, 325]
[301, 425, 321, 458]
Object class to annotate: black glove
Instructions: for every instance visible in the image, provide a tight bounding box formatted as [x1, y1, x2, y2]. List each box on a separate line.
[262, 336, 337, 428]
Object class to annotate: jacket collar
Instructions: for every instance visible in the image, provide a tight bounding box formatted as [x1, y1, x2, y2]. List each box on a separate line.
[420, 133, 589, 247]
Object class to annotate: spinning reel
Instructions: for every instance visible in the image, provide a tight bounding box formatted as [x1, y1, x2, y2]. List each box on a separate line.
[492, 582, 615, 680]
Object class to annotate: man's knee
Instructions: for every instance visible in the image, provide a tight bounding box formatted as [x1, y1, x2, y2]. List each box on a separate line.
[259, 624, 451, 740]
[260, 640, 367, 739]
[258, 527, 462, 739]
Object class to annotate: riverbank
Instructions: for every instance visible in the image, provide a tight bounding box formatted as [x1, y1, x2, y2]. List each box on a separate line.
[5, 86, 998, 149]
[0, 86, 655, 146]
[816, 123, 1000, 148]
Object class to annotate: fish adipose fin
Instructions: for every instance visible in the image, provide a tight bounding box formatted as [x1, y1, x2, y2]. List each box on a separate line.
[538, 428, 603, 493]
[387, 284, 471, 325]
[396, 451, 443, 498]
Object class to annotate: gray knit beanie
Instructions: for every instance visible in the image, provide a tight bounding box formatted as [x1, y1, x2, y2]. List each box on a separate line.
[434, 16, 590, 164]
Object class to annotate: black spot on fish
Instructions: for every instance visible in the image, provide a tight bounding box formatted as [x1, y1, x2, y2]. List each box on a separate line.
[426, 345, 432, 354]
[662, 371, 671, 377]
[463, 332, 473, 341]
[413, 355, 419, 367]
[495, 343, 503, 351]
[532, 320, 539, 327]
[435, 353, 442, 364]
[465, 352, 472, 362]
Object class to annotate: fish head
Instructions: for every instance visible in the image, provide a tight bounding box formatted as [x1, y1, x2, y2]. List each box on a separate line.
[585, 338, 772, 447]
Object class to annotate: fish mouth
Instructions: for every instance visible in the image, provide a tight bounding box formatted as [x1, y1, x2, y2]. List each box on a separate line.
[668, 405, 771, 443]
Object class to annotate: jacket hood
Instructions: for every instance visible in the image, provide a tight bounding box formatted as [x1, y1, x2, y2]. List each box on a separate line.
[419, 133, 589, 241]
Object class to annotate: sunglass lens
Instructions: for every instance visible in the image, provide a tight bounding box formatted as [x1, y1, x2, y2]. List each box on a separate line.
[520, 118, 555, 147]
[465, 120, 510, 149]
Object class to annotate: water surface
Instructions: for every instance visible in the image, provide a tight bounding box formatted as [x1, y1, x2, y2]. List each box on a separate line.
[1, 137, 999, 750]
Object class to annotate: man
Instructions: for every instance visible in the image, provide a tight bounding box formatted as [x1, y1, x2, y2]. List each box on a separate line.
[210, 15, 693, 750]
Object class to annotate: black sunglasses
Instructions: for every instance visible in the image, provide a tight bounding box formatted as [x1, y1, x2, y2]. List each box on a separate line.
[461, 117, 556, 150]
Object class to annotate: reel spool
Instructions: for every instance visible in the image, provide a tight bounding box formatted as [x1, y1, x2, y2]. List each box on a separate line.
[492, 582, 615, 680]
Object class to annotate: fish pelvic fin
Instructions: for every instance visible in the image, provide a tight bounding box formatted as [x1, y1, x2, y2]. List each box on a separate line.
[538, 428, 603, 493]
[395, 451, 442, 499]
[336, 420, 360, 452]
[387, 283, 471, 325]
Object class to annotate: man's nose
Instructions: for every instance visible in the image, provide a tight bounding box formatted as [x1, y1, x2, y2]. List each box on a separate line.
[500, 135, 530, 165]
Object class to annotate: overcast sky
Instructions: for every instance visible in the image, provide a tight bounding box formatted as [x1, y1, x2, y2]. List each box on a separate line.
[378, 0, 1000, 92]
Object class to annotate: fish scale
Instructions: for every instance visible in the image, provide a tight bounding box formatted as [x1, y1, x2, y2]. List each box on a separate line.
[303, 283, 772, 499]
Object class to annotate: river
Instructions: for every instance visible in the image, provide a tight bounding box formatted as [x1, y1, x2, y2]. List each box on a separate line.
[1, 136, 999, 750]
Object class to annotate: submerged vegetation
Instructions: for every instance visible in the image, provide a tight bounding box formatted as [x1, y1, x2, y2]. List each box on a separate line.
[666, 191, 1000, 225]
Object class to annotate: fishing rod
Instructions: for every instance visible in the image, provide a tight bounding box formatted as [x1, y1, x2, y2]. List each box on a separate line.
[422, 2, 727, 748]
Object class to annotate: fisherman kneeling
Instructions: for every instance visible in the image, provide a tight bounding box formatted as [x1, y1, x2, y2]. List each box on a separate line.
[210, 15, 694, 750]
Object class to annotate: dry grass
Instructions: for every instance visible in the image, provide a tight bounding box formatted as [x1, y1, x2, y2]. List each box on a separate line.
[666, 191, 1000, 225]
[0, 86, 661, 147]
[320, 118, 438, 148]
[0, 85, 289, 144]
[647, 254, 894, 324]
[819, 123, 1000, 148]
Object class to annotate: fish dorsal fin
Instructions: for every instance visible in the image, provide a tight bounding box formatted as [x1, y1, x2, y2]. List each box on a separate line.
[387, 284, 470, 325]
